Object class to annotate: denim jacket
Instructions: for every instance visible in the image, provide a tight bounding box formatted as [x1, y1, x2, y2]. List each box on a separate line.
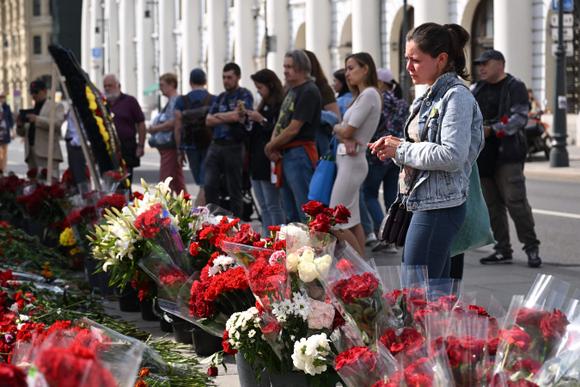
[395, 72, 484, 211]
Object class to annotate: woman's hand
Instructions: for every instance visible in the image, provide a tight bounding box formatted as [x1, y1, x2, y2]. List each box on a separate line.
[147, 125, 157, 134]
[246, 110, 265, 123]
[368, 135, 401, 160]
[343, 138, 359, 155]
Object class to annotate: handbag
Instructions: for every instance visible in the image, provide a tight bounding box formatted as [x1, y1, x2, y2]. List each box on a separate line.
[148, 130, 175, 149]
[450, 163, 495, 256]
[379, 195, 413, 247]
[148, 102, 176, 149]
[308, 136, 338, 206]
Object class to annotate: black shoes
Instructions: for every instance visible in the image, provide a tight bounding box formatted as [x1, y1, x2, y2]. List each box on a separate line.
[479, 250, 542, 268]
[526, 248, 542, 268]
[480, 252, 513, 265]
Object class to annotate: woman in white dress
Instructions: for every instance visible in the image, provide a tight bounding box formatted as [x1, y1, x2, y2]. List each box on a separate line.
[331, 53, 382, 256]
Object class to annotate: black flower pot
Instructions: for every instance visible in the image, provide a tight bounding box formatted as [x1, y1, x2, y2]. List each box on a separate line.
[140, 298, 158, 321]
[172, 318, 194, 344]
[191, 326, 222, 356]
[117, 287, 140, 312]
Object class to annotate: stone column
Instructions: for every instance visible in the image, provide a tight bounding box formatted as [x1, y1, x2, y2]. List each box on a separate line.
[266, 0, 288, 75]
[234, 0, 255, 89]
[181, 0, 202, 92]
[104, 0, 119, 76]
[305, 0, 331, 76]
[89, 0, 104, 86]
[136, 0, 155, 114]
[81, 0, 92, 72]
[414, 0, 448, 26]
[494, 0, 532, 86]
[207, 0, 227, 94]
[159, 0, 176, 75]
[352, 0, 381, 60]
[118, 0, 136, 96]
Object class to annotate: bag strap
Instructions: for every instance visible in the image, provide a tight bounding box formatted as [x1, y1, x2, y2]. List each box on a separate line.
[182, 94, 191, 110]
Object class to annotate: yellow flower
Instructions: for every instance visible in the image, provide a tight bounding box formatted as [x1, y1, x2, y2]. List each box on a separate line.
[59, 227, 77, 247]
[69, 247, 81, 256]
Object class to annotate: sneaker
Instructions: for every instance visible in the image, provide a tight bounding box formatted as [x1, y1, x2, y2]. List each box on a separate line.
[365, 232, 378, 246]
[480, 252, 513, 265]
[526, 249, 542, 268]
[371, 241, 398, 253]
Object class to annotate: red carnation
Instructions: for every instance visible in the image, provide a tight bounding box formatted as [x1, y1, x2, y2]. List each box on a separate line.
[189, 241, 200, 256]
[0, 363, 27, 387]
[332, 272, 379, 304]
[335, 346, 377, 372]
[333, 204, 351, 224]
[133, 203, 170, 238]
[310, 212, 331, 233]
[539, 309, 568, 340]
[515, 307, 548, 326]
[207, 366, 218, 377]
[500, 327, 532, 351]
[336, 258, 354, 273]
[302, 200, 325, 217]
[222, 330, 238, 355]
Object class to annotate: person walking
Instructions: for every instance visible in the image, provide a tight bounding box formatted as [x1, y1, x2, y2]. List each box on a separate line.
[205, 63, 254, 218]
[103, 74, 146, 184]
[331, 53, 383, 257]
[0, 92, 14, 174]
[266, 50, 321, 223]
[473, 50, 542, 268]
[148, 73, 186, 194]
[175, 68, 215, 205]
[370, 23, 484, 279]
[247, 69, 286, 234]
[16, 80, 65, 181]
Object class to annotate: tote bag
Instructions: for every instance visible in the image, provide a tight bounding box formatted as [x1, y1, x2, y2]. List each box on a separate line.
[450, 163, 495, 256]
[308, 137, 338, 206]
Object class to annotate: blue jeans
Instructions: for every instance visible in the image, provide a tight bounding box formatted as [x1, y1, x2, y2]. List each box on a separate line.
[403, 203, 466, 279]
[252, 179, 285, 234]
[185, 146, 208, 186]
[281, 146, 314, 223]
[363, 160, 399, 232]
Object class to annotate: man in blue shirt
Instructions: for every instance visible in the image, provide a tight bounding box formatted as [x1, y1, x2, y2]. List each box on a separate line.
[175, 68, 215, 205]
[205, 63, 253, 217]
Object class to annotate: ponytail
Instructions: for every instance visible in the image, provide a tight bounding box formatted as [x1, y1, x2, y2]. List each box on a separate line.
[407, 22, 471, 80]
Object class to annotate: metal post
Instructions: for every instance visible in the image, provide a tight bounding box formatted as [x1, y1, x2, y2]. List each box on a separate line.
[550, 0, 569, 167]
[400, 0, 410, 102]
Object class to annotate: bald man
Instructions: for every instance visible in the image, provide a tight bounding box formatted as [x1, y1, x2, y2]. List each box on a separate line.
[103, 74, 146, 183]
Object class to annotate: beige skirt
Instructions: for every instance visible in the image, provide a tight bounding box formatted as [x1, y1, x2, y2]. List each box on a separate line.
[329, 152, 368, 229]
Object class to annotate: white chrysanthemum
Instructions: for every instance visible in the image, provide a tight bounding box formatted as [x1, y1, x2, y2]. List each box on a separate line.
[208, 255, 235, 276]
[291, 333, 330, 376]
[300, 247, 315, 262]
[298, 260, 318, 283]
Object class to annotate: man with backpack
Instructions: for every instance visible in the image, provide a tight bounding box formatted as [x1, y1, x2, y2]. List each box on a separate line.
[175, 68, 216, 205]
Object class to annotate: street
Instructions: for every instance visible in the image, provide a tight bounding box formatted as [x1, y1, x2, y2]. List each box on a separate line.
[5, 138, 580, 307]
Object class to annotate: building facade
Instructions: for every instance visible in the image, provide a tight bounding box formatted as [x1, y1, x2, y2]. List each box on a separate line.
[0, 0, 82, 111]
[82, 0, 579, 139]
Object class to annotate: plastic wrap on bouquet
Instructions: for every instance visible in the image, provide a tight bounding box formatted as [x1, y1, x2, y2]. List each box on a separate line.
[12, 319, 144, 387]
[372, 349, 453, 387]
[334, 345, 398, 387]
[320, 242, 394, 345]
[284, 223, 337, 300]
[534, 314, 580, 386]
[132, 201, 191, 273]
[492, 274, 571, 385]
[379, 265, 429, 329]
[101, 170, 130, 193]
[426, 311, 491, 387]
[138, 246, 189, 301]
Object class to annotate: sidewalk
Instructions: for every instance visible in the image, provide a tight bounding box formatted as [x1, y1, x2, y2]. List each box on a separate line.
[523, 145, 580, 182]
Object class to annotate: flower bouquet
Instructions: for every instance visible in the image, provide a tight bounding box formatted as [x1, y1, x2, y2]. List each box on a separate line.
[301, 200, 351, 233]
[492, 274, 571, 385]
[334, 345, 398, 387]
[320, 242, 393, 344]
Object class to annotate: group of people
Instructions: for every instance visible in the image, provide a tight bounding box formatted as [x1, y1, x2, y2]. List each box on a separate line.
[3, 20, 542, 280]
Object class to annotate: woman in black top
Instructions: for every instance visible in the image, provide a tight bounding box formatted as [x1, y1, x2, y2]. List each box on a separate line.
[247, 69, 286, 233]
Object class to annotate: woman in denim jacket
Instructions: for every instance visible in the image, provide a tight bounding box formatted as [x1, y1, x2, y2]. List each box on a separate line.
[370, 23, 484, 278]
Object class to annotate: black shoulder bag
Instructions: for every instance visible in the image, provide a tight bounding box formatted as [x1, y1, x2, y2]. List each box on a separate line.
[379, 103, 430, 247]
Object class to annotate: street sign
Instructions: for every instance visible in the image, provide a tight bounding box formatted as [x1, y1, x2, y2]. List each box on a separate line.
[552, 0, 574, 12]
[551, 13, 574, 27]
[552, 42, 574, 57]
[551, 26, 574, 41]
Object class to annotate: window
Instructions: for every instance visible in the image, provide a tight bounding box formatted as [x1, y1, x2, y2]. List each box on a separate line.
[471, 0, 494, 82]
[33, 35, 42, 55]
[33, 0, 42, 16]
